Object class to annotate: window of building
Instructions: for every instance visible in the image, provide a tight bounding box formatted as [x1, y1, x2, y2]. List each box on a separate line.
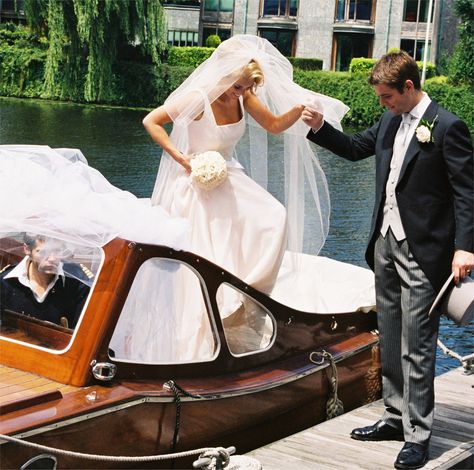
[168, 30, 199, 47]
[400, 38, 430, 61]
[202, 27, 231, 45]
[204, 0, 234, 12]
[335, 0, 373, 22]
[261, 0, 298, 17]
[259, 29, 295, 56]
[161, 0, 201, 6]
[333, 33, 372, 71]
[403, 0, 431, 22]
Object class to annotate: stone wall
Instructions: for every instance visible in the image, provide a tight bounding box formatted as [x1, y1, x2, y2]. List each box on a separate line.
[296, 0, 335, 69]
[164, 5, 200, 32]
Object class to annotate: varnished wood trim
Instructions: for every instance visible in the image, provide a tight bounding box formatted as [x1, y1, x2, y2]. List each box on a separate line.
[0, 390, 62, 416]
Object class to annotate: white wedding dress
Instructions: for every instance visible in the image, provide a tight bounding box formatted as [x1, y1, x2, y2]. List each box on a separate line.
[157, 95, 287, 298]
[110, 96, 287, 363]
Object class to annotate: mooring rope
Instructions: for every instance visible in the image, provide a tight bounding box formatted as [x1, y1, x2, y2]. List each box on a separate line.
[437, 338, 474, 372]
[309, 350, 344, 419]
[0, 433, 228, 464]
[163, 379, 207, 454]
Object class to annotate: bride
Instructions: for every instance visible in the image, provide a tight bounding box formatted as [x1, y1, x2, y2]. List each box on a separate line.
[110, 35, 349, 362]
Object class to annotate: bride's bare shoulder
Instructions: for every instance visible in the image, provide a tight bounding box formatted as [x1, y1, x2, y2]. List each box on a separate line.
[166, 90, 206, 122]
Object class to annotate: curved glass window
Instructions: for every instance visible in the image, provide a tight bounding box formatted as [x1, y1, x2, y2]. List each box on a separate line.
[0, 233, 100, 351]
[109, 258, 218, 364]
[218, 283, 275, 356]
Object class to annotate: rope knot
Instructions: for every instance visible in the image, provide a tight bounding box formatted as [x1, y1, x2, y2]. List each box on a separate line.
[194, 447, 233, 470]
[309, 350, 344, 419]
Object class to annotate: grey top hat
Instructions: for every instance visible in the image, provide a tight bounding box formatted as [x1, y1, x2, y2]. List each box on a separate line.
[429, 273, 474, 326]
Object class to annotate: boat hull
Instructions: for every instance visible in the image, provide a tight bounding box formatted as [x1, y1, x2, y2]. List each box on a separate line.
[2, 345, 380, 469]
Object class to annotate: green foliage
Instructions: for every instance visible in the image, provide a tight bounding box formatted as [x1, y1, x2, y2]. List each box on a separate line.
[424, 77, 474, 130]
[22, 0, 167, 102]
[0, 45, 46, 98]
[349, 58, 376, 74]
[0, 24, 47, 97]
[349, 57, 436, 79]
[287, 57, 322, 71]
[167, 46, 214, 67]
[205, 34, 221, 48]
[294, 70, 382, 127]
[294, 70, 473, 131]
[1, 36, 472, 131]
[416, 61, 436, 79]
[113, 62, 193, 106]
[387, 47, 401, 54]
[449, 0, 474, 86]
[0, 23, 41, 46]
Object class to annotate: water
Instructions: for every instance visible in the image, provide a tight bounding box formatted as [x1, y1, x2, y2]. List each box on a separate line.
[1, 96, 472, 374]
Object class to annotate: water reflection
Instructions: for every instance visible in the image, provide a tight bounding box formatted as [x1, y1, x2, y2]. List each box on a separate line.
[1, 97, 472, 373]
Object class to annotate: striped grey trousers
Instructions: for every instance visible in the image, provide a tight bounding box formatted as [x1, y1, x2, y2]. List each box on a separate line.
[374, 229, 439, 445]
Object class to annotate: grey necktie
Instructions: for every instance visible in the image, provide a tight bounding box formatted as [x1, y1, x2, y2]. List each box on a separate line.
[400, 113, 413, 146]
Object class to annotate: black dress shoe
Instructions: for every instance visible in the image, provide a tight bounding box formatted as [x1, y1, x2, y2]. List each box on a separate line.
[350, 420, 404, 441]
[394, 442, 429, 469]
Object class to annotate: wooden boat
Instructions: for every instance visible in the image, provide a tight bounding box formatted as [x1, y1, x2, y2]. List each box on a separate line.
[0, 236, 381, 469]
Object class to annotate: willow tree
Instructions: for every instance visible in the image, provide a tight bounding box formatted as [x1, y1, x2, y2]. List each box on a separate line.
[23, 0, 166, 102]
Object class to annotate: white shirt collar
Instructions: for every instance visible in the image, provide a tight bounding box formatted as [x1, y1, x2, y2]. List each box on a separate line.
[406, 92, 431, 121]
[4, 256, 65, 303]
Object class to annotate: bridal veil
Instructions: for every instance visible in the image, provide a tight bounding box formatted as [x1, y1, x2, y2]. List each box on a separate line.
[152, 34, 349, 255]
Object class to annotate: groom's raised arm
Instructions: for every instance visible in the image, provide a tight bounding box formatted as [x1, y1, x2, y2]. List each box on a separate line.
[303, 109, 380, 162]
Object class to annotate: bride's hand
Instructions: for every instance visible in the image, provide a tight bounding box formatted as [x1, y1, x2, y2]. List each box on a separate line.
[176, 153, 192, 174]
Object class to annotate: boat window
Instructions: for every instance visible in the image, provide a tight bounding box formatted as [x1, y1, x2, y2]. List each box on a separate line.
[109, 258, 218, 364]
[218, 283, 275, 355]
[0, 233, 100, 351]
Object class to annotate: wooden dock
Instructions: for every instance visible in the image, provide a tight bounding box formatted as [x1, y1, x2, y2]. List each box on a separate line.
[247, 367, 473, 469]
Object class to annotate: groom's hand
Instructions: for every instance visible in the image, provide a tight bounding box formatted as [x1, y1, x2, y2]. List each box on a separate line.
[452, 249, 474, 284]
[302, 107, 324, 132]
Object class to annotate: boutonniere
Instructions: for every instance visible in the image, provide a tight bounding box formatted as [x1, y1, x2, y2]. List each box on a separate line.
[416, 115, 438, 144]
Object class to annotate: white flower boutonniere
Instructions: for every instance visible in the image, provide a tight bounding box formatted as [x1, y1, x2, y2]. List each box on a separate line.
[416, 115, 438, 144]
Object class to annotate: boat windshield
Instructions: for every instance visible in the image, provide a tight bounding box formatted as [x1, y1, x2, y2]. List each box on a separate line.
[0, 233, 101, 351]
[109, 257, 275, 364]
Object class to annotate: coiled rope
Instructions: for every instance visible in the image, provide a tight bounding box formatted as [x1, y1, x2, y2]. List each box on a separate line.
[310, 350, 344, 419]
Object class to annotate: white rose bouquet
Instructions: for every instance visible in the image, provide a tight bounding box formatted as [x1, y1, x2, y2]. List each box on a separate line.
[190, 151, 228, 190]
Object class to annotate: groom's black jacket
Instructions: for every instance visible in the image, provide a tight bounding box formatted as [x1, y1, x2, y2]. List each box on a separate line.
[307, 101, 474, 291]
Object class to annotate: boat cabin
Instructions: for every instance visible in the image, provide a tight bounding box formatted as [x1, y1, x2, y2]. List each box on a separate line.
[0, 233, 378, 386]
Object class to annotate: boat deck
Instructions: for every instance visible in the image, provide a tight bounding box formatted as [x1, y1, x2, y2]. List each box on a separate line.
[0, 364, 78, 411]
[247, 367, 474, 469]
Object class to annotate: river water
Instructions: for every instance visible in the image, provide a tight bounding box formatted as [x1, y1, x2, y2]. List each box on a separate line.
[1, 96, 472, 374]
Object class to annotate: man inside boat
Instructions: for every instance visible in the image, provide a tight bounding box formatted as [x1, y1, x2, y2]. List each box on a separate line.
[0, 233, 91, 329]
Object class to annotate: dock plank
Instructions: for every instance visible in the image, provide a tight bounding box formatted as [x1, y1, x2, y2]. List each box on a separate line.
[248, 368, 474, 469]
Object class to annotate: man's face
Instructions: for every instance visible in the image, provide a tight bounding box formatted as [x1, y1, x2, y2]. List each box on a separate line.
[373, 82, 413, 115]
[26, 240, 62, 274]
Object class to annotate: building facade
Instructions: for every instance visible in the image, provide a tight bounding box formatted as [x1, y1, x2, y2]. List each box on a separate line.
[164, 0, 452, 70]
[0, 1, 457, 72]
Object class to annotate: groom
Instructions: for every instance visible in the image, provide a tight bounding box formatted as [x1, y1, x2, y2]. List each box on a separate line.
[303, 51, 473, 469]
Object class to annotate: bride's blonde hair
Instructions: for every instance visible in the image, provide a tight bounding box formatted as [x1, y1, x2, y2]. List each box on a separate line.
[242, 60, 264, 92]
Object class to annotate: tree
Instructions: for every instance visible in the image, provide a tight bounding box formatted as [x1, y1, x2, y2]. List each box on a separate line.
[450, 0, 474, 85]
[23, 0, 167, 102]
